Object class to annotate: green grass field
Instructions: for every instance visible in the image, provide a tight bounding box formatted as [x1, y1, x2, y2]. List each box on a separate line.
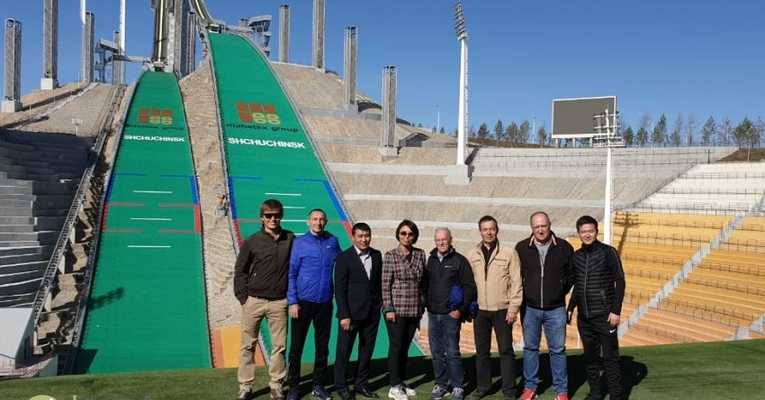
[3, 339, 763, 400]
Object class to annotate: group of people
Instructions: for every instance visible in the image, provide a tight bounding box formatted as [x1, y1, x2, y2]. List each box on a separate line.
[234, 199, 626, 400]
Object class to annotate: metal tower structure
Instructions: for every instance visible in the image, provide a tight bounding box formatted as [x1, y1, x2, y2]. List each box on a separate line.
[42, 0, 59, 90]
[278, 5, 290, 63]
[312, 0, 325, 70]
[81, 11, 95, 83]
[343, 26, 358, 111]
[2, 19, 22, 113]
[455, 1, 469, 166]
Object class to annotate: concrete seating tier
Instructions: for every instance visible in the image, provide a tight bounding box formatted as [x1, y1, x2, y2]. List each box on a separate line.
[721, 216, 765, 253]
[699, 250, 765, 276]
[321, 145, 458, 165]
[0, 132, 91, 307]
[662, 284, 765, 326]
[633, 162, 765, 214]
[620, 308, 736, 346]
[0, 83, 83, 128]
[17, 85, 116, 137]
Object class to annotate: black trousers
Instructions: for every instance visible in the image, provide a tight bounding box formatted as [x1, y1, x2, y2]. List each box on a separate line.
[385, 316, 420, 386]
[334, 311, 381, 391]
[577, 315, 624, 400]
[474, 309, 516, 397]
[288, 301, 333, 387]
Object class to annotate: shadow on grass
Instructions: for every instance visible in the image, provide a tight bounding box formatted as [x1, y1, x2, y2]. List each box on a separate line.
[287, 353, 647, 398]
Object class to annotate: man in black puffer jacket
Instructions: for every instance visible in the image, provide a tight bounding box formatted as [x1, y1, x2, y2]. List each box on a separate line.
[424, 227, 476, 400]
[571, 215, 626, 400]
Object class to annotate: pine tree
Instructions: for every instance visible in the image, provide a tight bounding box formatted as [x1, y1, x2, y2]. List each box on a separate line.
[652, 114, 667, 146]
[519, 120, 530, 145]
[494, 119, 504, 144]
[536, 125, 547, 147]
[686, 114, 697, 146]
[719, 117, 733, 146]
[623, 126, 635, 146]
[506, 122, 519, 145]
[477, 123, 490, 139]
[755, 117, 765, 148]
[734, 118, 757, 160]
[701, 116, 716, 146]
[637, 114, 652, 146]
[670, 114, 683, 146]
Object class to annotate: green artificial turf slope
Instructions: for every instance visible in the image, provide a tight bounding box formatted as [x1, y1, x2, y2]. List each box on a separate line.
[207, 32, 418, 361]
[74, 71, 210, 374]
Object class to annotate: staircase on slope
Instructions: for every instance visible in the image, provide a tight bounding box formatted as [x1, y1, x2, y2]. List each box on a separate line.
[0, 131, 91, 308]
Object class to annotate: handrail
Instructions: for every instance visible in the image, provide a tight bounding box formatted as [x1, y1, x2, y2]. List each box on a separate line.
[683, 277, 765, 297]
[628, 204, 753, 215]
[658, 188, 764, 196]
[29, 84, 125, 342]
[657, 297, 756, 325]
[697, 261, 765, 277]
[175, 71, 215, 367]
[63, 79, 140, 373]
[0, 81, 91, 130]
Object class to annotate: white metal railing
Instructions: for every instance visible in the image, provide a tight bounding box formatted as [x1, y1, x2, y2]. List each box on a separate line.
[29, 85, 125, 344]
[63, 82, 137, 373]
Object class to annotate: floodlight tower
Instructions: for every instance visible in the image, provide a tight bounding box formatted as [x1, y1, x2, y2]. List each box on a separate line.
[117, 0, 126, 83]
[454, 1, 469, 165]
[593, 108, 620, 245]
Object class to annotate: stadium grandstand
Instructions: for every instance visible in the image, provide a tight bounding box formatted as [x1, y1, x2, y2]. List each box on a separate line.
[0, 3, 763, 400]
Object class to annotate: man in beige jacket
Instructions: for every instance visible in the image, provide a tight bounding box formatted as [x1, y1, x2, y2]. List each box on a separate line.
[466, 215, 523, 400]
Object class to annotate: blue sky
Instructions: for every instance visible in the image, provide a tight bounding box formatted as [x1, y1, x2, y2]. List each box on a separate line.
[2, 1, 764, 133]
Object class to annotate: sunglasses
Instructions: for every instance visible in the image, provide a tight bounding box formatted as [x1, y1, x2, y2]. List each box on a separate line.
[262, 213, 283, 220]
[399, 231, 414, 237]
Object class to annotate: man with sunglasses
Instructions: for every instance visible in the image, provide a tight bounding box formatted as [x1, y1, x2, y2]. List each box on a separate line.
[235, 199, 295, 400]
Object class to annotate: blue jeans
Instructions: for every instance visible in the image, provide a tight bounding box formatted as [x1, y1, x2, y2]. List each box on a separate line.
[428, 312, 463, 388]
[522, 306, 568, 394]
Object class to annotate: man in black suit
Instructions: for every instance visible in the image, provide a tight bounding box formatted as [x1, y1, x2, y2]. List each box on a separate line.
[334, 222, 383, 400]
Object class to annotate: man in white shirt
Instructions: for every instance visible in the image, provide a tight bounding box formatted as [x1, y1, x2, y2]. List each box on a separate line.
[334, 223, 384, 400]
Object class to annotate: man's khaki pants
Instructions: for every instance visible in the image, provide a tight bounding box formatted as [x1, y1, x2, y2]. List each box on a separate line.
[238, 296, 288, 391]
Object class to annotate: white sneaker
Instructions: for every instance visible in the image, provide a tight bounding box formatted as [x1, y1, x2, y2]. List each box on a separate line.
[388, 386, 408, 400]
[402, 383, 417, 397]
[238, 385, 252, 400]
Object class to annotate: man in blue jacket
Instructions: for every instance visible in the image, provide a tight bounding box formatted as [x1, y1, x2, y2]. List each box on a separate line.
[287, 209, 341, 400]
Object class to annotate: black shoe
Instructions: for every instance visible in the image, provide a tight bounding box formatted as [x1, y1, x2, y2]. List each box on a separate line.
[287, 388, 300, 400]
[337, 389, 355, 400]
[355, 386, 379, 399]
[312, 385, 332, 400]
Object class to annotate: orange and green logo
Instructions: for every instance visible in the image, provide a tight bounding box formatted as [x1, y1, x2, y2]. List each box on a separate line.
[139, 108, 174, 125]
[236, 102, 281, 125]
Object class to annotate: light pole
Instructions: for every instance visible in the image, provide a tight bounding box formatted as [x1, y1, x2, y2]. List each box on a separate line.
[593, 108, 620, 245]
[454, 1, 468, 165]
[436, 104, 440, 133]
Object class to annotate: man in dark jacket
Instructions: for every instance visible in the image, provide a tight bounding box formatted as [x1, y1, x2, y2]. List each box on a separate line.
[286, 209, 341, 400]
[515, 212, 574, 400]
[572, 215, 626, 400]
[425, 228, 476, 400]
[334, 222, 383, 400]
[235, 199, 295, 400]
